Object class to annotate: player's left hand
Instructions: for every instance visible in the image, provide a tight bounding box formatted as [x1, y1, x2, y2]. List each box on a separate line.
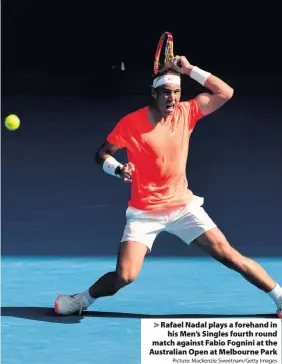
[170, 55, 193, 75]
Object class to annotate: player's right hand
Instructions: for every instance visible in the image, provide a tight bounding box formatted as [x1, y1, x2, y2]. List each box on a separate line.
[118, 162, 135, 183]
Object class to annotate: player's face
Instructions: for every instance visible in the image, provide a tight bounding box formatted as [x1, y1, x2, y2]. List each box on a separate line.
[155, 84, 181, 115]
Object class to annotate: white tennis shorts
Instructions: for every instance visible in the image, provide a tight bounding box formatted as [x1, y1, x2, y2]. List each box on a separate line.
[121, 196, 216, 252]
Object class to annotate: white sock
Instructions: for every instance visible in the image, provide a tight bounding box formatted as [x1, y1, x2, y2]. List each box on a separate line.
[81, 289, 96, 307]
[268, 283, 282, 307]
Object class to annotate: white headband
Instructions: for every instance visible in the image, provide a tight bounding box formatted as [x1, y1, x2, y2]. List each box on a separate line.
[152, 74, 181, 88]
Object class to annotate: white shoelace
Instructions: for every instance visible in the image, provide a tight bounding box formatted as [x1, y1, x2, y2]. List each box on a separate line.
[70, 294, 85, 315]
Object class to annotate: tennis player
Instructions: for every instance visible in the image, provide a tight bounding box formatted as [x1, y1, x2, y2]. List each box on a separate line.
[55, 55, 282, 317]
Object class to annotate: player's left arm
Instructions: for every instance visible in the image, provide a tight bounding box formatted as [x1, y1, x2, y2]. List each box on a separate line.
[195, 74, 234, 116]
[171, 56, 234, 116]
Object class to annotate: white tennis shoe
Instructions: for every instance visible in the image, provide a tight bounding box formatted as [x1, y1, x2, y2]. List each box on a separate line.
[54, 294, 89, 315]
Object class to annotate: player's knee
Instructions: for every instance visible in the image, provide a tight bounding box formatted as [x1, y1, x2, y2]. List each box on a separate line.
[212, 240, 243, 271]
[116, 266, 139, 286]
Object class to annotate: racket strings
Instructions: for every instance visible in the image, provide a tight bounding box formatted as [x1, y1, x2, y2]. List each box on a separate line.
[165, 40, 173, 64]
[154, 32, 174, 75]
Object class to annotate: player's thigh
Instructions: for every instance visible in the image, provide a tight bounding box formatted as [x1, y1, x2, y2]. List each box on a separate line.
[117, 207, 165, 280]
[193, 227, 239, 260]
[116, 241, 148, 282]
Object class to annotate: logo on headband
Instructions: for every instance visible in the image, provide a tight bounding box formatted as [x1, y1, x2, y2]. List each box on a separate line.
[166, 76, 174, 82]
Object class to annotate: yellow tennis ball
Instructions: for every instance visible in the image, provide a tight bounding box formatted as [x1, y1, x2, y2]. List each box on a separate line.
[5, 114, 20, 130]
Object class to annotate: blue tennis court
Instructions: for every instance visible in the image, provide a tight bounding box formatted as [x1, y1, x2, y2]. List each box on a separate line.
[2, 257, 281, 364]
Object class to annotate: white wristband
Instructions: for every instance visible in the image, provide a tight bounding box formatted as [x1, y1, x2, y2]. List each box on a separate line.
[103, 156, 122, 178]
[190, 66, 211, 86]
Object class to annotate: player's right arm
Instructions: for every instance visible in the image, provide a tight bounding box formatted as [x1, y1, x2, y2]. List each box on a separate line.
[94, 140, 122, 174]
[94, 139, 135, 183]
[94, 140, 119, 165]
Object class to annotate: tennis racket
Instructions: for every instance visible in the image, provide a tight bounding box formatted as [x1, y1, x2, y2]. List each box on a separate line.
[153, 31, 175, 75]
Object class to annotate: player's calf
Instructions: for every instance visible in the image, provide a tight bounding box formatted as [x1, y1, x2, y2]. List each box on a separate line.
[195, 229, 275, 291]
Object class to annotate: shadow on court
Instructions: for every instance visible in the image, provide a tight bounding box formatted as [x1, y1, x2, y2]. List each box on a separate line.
[1, 306, 277, 324]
